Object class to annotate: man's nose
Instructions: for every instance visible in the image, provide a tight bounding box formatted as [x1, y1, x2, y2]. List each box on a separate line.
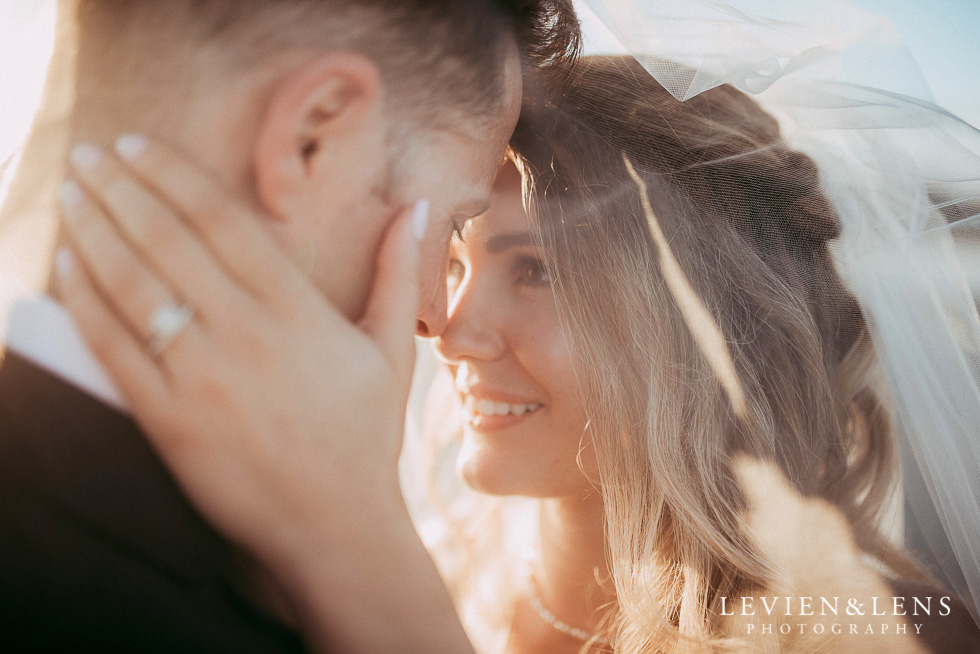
[416, 275, 448, 338]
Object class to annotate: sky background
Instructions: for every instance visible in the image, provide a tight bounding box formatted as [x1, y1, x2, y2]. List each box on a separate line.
[0, 0, 978, 166]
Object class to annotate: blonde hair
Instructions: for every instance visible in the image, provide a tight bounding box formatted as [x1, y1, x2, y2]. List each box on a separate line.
[419, 56, 930, 652]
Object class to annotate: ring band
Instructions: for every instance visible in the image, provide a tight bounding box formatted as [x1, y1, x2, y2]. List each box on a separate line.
[146, 302, 195, 357]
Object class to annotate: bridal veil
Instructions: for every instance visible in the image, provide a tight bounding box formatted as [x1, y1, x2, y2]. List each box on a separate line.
[578, 0, 980, 624]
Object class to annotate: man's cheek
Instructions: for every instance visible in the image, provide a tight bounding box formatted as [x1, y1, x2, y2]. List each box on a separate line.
[311, 206, 390, 321]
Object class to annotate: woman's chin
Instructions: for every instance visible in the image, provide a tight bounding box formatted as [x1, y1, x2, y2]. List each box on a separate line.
[455, 443, 589, 499]
[457, 454, 525, 497]
[455, 441, 549, 497]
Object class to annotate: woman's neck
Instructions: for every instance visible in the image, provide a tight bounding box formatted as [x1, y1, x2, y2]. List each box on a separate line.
[532, 491, 614, 637]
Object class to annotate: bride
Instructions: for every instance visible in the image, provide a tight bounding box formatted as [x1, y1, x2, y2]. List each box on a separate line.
[54, 46, 980, 652]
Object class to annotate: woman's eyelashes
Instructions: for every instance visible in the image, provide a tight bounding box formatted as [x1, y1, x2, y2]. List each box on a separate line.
[451, 219, 467, 242]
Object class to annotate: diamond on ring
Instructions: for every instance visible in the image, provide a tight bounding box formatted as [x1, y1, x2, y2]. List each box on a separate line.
[146, 302, 195, 357]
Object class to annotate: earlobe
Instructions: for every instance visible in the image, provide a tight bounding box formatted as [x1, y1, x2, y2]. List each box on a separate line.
[253, 53, 383, 220]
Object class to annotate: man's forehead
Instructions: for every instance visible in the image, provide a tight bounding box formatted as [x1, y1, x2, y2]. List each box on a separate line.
[430, 151, 500, 216]
[407, 116, 513, 218]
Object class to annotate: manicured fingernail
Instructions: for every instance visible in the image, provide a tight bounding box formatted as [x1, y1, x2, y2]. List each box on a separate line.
[411, 198, 430, 242]
[115, 133, 148, 161]
[55, 247, 75, 277]
[70, 143, 103, 171]
[58, 179, 84, 210]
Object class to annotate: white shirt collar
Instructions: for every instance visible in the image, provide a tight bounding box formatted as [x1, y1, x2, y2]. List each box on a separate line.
[2, 284, 128, 413]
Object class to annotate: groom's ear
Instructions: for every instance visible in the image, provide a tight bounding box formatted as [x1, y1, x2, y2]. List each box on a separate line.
[253, 53, 386, 220]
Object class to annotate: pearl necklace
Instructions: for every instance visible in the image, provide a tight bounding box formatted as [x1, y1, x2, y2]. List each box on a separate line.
[523, 549, 611, 648]
[526, 589, 611, 647]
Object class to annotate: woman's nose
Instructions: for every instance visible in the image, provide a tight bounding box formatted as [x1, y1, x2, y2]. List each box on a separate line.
[432, 279, 505, 364]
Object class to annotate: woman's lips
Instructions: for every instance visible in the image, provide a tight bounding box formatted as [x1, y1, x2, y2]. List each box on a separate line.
[461, 395, 543, 431]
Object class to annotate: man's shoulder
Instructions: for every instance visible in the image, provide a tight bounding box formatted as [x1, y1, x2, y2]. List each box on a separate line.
[0, 351, 308, 653]
[0, 349, 222, 579]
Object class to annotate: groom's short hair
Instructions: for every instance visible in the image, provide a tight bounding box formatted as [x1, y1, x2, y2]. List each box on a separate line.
[76, 0, 579, 131]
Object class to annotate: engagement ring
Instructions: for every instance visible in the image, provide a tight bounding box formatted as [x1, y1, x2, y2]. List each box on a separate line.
[146, 302, 195, 358]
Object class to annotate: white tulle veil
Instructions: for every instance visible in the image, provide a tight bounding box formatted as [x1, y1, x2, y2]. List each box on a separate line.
[576, 0, 980, 625]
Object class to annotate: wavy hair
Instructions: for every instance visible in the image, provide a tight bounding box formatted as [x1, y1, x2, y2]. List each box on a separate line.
[419, 55, 929, 653]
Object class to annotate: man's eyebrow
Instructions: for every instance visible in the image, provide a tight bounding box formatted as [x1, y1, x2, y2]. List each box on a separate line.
[485, 231, 536, 253]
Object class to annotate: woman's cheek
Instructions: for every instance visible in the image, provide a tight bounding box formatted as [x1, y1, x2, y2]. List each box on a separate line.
[540, 314, 599, 476]
[524, 311, 585, 426]
[516, 304, 568, 379]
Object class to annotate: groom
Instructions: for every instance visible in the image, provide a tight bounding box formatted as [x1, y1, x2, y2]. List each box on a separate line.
[0, 0, 578, 652]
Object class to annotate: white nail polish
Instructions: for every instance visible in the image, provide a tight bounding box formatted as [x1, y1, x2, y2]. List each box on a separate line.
[58, 179, 84, 209]
[412, 198, 430, 242]
[55, 247, 75, 276]
[115, 133, 148, 160]
[70, 143, 103, 171]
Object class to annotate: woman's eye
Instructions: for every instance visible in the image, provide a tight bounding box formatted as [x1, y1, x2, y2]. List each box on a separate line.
[447, 258, 466, 286]
[514, 256, 550, 286]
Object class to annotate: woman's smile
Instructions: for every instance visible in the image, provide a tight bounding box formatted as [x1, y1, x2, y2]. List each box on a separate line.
[460, 392, 545, 431]
[433, 161, 596, 498]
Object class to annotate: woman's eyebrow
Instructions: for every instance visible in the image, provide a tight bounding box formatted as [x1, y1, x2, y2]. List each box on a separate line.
[485, 231, 535, 253]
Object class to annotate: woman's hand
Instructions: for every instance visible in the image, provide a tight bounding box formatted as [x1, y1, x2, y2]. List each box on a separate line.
[57, 134, 422, 561]
[54, 136, 472, 654]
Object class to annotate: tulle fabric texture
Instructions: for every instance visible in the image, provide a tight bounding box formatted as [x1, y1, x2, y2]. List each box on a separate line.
[581, 0, 980, 624]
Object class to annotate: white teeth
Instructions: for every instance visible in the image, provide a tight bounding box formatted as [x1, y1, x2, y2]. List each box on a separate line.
[464, 396, 542, 418]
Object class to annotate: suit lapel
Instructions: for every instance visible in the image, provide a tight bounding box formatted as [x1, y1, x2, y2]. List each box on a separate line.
[0, 350, 229, 586]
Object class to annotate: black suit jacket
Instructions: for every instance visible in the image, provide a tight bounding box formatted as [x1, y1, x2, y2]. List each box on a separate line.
[0, 351, 307, 653]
